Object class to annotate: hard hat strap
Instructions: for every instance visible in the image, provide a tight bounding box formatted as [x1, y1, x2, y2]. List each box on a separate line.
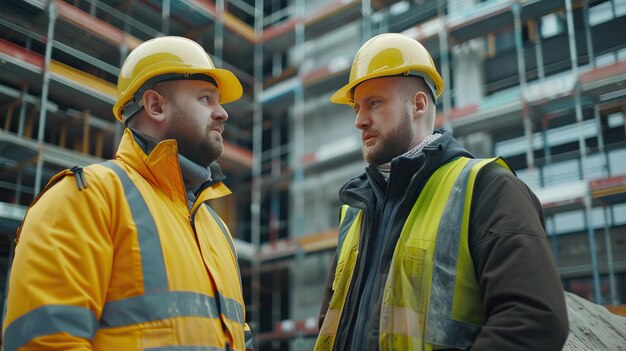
[121, 73, 218, 123]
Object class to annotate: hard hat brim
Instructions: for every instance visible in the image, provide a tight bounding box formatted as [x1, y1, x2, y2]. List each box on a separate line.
[113, 66, 243, 122]
[330, 65, 444, 105]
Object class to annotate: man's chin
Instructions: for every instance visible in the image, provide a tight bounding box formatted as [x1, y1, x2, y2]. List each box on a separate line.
[206, 144, 223, 163]
[363, 150, 394, 166]
[363, 149, 379, 165]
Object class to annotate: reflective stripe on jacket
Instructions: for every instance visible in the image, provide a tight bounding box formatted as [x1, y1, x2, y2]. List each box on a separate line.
[3, 129, 249, 351]
[315, 157, 511, 351]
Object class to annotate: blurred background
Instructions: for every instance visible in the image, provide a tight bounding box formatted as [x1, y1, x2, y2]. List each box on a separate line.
[0, 0, 625, 350]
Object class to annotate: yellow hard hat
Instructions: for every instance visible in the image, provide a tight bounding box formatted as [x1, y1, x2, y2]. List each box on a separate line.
[113, 36, 242, 122]
[330, 33, 444, 105]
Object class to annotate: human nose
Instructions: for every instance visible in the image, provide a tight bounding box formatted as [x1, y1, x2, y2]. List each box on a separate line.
[355, 109, 370, 130]
[213, 104, 229, 122]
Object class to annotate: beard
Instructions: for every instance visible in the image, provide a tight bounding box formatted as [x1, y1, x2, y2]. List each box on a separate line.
[185, 131, 223, 167]
[165, 104, 223, 167]
[363, 107, 414, 166]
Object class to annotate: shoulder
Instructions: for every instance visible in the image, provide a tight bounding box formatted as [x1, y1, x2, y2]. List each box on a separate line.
[16, 163, 123, 244]
[31, 162, 129, 210]
[470, 161, 545, 241]
[474, 161, 541, 208]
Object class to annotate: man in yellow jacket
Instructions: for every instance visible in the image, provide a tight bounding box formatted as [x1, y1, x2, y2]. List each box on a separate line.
[3, 36, 253, 351]
[315, 33, 569, 350]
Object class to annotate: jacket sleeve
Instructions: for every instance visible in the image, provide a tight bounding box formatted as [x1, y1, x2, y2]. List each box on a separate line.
[468, 163, 569, 350]
[2, 171, 113, 351]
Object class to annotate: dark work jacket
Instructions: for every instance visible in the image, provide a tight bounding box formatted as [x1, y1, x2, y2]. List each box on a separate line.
[318, 129, 569, 351]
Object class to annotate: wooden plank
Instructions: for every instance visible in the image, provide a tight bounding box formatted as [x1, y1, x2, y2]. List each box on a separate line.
[59, 122, 67, 148]
[50, 61, 117, 99]
[55, 0, 123, 46]
[24, 108, 35, 139]
[3, 102, 17, 131]
[0, 38, 44, 68]
[563, 291, 626, 350]
[95, 131, 104, 158]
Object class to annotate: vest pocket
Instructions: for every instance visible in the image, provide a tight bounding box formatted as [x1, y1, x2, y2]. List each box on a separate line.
[399, 246, 430, 313]
[380, 245, 431, 350]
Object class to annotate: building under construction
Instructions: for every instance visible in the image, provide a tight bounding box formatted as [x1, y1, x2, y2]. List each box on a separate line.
[0, 0, 625, 350]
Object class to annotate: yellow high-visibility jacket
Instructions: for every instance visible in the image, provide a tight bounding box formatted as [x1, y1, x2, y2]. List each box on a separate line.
[3, 129, 252, 351]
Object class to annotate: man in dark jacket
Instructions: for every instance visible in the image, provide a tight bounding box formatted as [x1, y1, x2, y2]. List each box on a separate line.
[314, 33, 569, 351]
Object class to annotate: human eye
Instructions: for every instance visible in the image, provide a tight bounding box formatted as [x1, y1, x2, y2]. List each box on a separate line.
[200, 95, 213, 104]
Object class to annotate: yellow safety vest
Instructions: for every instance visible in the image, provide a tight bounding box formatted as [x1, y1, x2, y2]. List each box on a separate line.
[315, 157, 511, 351]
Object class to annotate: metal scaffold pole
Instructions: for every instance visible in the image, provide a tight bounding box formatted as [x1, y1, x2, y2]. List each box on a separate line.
[34, 0, 57, 195]
[437, 0, 451, 130]
[16, 84, 29, 204]
[513, 3, 535, 171]
[603, 206, 618, 305]
[215, 0, 224, 66]
[161, 0, 170, 35]
[251, 0, 264, 349]
[533, 18, 545, 80]
[293, 0, 305, 237]
[583, 0, 595, 69]
[361, 0, 371, 43]
[565, 0, 601, 304]
[594, 105, 610, 175]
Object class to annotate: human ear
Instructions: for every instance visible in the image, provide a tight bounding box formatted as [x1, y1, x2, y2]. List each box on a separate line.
[412, 91, 428, 118]
[142, 90, 166, 123]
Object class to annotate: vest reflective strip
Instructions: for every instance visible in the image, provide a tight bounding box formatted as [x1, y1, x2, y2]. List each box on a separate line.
[336, 206, 359, 264]
[3, 305, 97, 351]
[318, 309, 341, 336]
[101, 161, 168, 292]
[216, 291, 245, 325]
[100, 291, 240, 327]
[425, 158, 481, 348]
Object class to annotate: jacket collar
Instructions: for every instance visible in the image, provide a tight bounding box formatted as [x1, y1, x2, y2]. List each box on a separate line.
[116, 129, 231, 209]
